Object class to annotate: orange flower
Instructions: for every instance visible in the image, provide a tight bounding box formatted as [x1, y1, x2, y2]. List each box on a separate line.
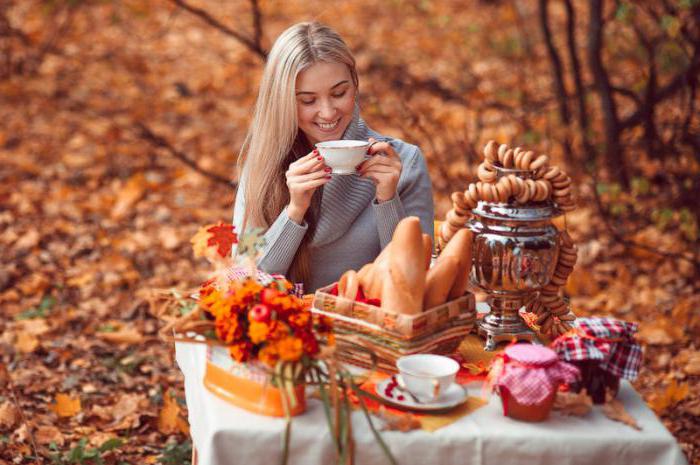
[258, 344, 279, 367]
[287, 310, 311, 329]
[248, 320, 270, 344]
[228, 341, 251, 362]
[277, 336, 303, 362]
[268, 320, 289, 341]
[215, 315, 241, 343]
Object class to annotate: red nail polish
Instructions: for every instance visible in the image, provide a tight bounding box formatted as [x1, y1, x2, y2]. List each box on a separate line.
[325, 167, 331, 172]
[317, 156, 322, 160]
[326, 175, 332, 179]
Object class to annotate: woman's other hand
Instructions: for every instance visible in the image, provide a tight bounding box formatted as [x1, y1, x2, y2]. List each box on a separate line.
[357, 138, 402, 202]
[286, 149, 331, 224]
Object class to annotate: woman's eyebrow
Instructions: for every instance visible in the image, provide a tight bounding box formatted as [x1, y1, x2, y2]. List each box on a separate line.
[296, 80, 350, 95]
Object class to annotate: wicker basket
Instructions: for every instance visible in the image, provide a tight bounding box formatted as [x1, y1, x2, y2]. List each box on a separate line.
[311, 285, 476, 373]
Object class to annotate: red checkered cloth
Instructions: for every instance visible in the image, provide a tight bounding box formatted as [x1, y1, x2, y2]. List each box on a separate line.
[492, 344, 579, 406]
[224, 266, 304, 297]
[550, 317, 642, 380]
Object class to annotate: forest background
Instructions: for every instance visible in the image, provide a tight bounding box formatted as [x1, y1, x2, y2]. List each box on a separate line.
[1, 0, 699, 463]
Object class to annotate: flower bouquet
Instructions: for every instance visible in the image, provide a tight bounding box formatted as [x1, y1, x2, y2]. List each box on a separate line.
[151, 222, 398, 465]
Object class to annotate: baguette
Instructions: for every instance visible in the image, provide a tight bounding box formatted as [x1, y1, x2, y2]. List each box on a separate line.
[438, 228, 474, 300]
[423, 256, 458, 310]
[381, 217, 426, 315]
[422, 233, 433, 270]
[337, 270, 359, 300]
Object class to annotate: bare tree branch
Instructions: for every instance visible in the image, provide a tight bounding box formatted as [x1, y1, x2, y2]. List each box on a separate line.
[168, 0, 267, 60]
[135, 122, 236, 189]
[250, 0, 263, 53]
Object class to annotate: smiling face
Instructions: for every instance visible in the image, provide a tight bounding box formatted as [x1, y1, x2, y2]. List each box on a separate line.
[295, 61, 356, 146]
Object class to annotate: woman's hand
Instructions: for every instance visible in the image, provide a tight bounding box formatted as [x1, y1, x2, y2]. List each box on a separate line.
[286, 149, 331, 224]
[357, 138, 402, 202]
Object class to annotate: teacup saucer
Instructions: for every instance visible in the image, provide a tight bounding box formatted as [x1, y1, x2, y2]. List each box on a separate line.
[375, 378, 468, 412]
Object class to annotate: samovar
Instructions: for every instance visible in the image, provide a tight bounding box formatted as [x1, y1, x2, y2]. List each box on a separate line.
[467, 168, 562, 351]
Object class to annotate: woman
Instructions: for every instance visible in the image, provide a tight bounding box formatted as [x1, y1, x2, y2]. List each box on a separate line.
[234, 21, 434, 292]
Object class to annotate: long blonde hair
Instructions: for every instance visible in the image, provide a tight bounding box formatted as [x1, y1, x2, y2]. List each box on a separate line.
[237, 22, 358, 287]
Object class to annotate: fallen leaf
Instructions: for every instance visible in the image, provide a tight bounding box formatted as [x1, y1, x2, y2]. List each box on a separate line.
[0, 401, 19, 431]
[51, 393, 81, 418]
[35, 425, 64, 446]
[97, 327, 143, 345]
[106, 393, 148, 431]
[648, 380, 690, 414]
[158, 390, 189, 435]
[554, 390, 593, 416]
[111, 173, 147, 220]
[682, 352, 700, 376]
[376, 405, 421, 432]
[602, 397, 641, 430]
[14, 330, 39, 353]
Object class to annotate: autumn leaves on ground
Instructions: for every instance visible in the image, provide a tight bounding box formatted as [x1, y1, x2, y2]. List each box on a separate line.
[1, 1, 699, 464]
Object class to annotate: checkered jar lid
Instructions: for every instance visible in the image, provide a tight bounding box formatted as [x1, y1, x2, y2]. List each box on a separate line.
[550, 317, 642, 380]
[493, 344, 580, 406]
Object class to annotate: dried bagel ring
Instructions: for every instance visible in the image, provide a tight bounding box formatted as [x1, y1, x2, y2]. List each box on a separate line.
[486, 183, 499, 203]
[515, 182, 531, 203]
[500, 149, 513, 168]
[451, 190, 469, 210]
[514, 150, 527, 171]
[559, 313, 576, 322]
[550, 273, 567, 286]
[497, 177, 513, 200]
[543, 166, 561, 181]
[525, 179, 537, 199]
[497, 144, 508, 161]
[533, 180, 549, 201]
[552, 179, 572, 190]
[477, 162, 498, 183]
[475, 181, 489, 202]
[536, 312, 550, 325]
[520, 150, 534, 170]
[553, 186, 573, 198]
[541, 315, 555, 334]
[493, 180, 510, 203]
[529, 154, 549, 172]
[446, 209, 468, 228]
[506, 174, 520, 196]
[552, 172, 569, 183]
[532, 179, 546, 202]
[484, 140, 498, 163]
[465, 185, 479, 208]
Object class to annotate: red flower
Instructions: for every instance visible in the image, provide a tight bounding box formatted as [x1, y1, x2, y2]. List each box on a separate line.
[249, 303, 271, 323]
[298, 330, 319, 355]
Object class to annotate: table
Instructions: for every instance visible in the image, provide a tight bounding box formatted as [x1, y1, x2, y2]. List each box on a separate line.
[176, 341, 688, 465]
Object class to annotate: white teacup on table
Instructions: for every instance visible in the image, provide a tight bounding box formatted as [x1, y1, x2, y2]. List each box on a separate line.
[315, 140, 371, 175]
[396, 354, 460, 403]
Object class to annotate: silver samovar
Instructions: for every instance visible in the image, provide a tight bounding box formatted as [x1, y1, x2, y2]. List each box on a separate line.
[467, 169, 562, 351]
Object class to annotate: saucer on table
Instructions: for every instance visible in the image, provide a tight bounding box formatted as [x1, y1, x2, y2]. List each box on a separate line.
[374, 377, 468, 412]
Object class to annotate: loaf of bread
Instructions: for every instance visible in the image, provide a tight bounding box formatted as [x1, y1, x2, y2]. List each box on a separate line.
[422, 233, 433, 270]
[380, 217, 426, 315]
[423, 255, 458, 309]
[437, 228, 474, 300]
[337, 269, 359, 300]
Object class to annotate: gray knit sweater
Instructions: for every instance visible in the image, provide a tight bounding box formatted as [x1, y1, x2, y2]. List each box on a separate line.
[233, 112, 434, 292]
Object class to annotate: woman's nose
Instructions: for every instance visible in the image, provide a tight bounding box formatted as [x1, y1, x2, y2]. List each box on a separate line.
[318, 99, 336, 120]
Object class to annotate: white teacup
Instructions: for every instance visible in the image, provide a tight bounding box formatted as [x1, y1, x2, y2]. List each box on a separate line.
[396, 354, 459, 402]
[315, 140, 370, 175]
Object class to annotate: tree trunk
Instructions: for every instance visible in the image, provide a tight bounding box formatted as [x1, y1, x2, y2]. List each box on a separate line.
[587, 0, 629, 187]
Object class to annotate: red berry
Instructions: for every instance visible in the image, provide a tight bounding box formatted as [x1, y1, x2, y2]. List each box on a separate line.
[249, 303, 271, 322]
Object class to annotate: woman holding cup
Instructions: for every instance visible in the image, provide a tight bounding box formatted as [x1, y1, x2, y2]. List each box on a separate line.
[234, 22, 434, 292]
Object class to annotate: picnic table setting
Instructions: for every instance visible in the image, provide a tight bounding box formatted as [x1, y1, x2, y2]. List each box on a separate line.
[156, 140, 689, 465]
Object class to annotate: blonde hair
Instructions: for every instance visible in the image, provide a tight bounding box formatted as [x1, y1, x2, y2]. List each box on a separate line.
[237, 22, 358, 287]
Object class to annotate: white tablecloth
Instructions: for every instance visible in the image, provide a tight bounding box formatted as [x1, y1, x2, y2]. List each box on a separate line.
[176, 341, 688, 465]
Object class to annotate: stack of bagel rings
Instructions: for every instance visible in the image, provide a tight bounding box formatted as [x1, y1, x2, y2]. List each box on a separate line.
[439, 140, 578, 338]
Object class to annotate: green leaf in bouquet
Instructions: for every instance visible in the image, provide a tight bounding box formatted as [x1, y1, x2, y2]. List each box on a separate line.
[237, 228, 267, 258]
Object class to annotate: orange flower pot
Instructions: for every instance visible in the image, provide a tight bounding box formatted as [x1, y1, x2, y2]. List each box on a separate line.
[204, 348, 306, 417]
